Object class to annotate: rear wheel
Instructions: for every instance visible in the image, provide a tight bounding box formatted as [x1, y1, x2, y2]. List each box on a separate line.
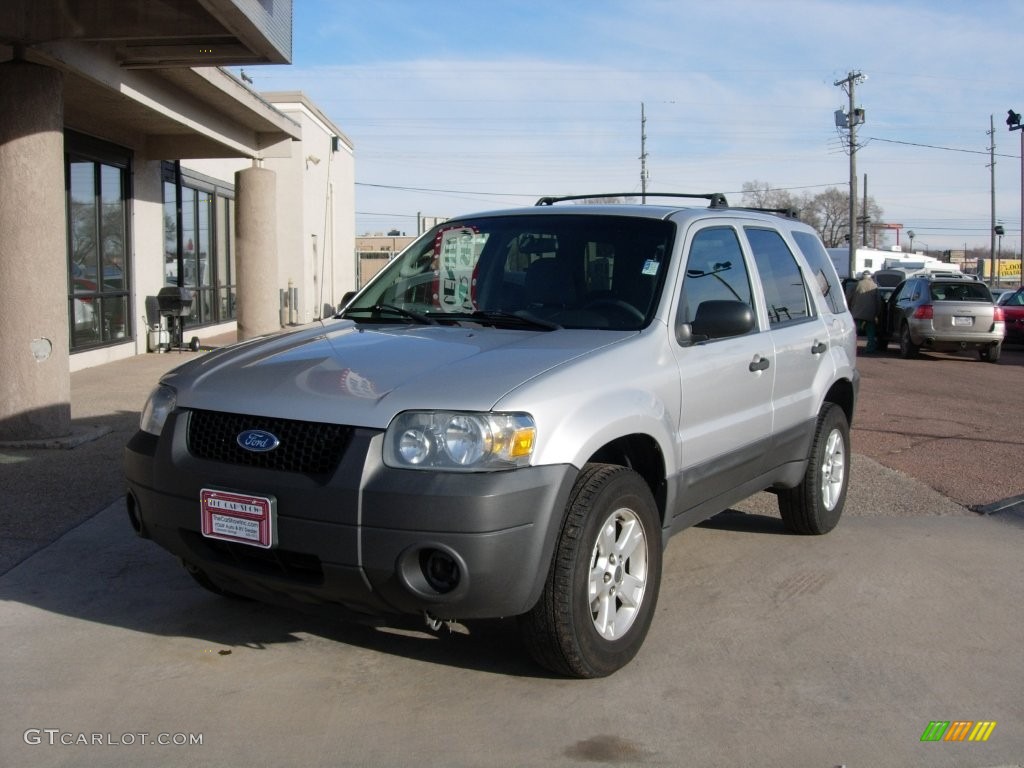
[520, 464, 662, 678]
[778, 403, 849, 535]
[898, 323, 919, 359]
[979, 342, 1001, 363]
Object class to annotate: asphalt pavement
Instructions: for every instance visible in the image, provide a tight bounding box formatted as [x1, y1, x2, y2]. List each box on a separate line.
[1, 331, 1023, 767]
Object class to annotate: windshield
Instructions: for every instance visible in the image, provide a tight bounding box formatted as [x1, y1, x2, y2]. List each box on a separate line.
[343, 214, 675, 331]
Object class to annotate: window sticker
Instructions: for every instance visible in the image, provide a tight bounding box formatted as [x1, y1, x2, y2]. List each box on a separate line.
[434, 226, 483, 312]
[641, 259, 660, 276]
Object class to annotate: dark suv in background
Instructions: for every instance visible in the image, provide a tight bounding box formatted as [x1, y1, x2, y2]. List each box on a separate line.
[879, 274, 1005, 362]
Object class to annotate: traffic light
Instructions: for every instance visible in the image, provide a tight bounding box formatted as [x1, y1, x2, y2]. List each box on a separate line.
[1008, 110, 1022, 129]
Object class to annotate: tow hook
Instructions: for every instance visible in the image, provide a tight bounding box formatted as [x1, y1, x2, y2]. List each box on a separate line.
[423, 612, 469, 635]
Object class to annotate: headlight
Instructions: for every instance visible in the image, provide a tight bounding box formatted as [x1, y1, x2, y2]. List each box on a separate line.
[384, 411, 536, 471]
[139, 384, 176, 436]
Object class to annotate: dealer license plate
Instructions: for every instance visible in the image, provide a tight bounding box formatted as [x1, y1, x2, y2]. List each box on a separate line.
[200, 488, 277, 548]
[953, 316, 974, 326]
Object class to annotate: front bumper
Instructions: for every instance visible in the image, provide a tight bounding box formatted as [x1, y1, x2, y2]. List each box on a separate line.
[125, 411, 577, 620]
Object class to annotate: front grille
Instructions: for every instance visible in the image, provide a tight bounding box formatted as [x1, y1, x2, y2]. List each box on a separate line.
[187, 409, 351, 475]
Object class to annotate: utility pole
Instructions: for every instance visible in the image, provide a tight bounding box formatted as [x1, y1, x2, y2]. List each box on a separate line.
[1008, 109, 1024, 287]
[862, 173, 868, 247]
[834, 71, 865, 278]
[988, 115, 996, 285]
[640, 102, 649, 204]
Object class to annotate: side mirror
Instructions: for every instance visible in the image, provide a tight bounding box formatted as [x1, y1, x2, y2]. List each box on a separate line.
[677, 300, 755, 346]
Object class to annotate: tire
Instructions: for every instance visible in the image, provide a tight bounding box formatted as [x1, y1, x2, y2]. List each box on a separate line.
[979, 342, 1001, 363]
[519, 464, 662, 678]
[778, 403, 850, 535]
[898, 323, 919, 359]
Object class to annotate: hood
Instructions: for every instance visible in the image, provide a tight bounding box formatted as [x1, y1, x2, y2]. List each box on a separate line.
[164, 320, 631, 428]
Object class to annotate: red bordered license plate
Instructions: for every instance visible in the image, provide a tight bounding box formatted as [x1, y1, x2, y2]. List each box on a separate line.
[200, 488, 277, 549]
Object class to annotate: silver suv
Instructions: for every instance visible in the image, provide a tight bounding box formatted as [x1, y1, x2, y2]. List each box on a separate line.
[125, 194, 859, 677]
[880, 274, 1005, 362]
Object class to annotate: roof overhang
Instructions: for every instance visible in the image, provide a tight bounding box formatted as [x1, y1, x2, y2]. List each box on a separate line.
[0, 0, 292, 66]
[32, 42, 300, 158]
[0, 0, 298, 159]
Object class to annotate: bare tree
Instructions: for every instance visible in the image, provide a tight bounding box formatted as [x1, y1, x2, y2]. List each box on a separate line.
[802, 188, 849, 247]
[741, 181, 885, 248]
[740, 181, 798, 211]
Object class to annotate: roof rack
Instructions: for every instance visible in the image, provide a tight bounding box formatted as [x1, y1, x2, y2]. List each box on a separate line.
[730, 206, 801, 219]
[534, 192, 729, 208]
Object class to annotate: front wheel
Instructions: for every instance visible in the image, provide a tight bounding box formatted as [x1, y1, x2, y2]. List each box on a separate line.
[778, 403, 850, 535]
[519, 464, 662, 678]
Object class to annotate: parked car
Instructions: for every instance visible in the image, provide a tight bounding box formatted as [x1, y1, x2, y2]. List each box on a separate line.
[999, 286, 1024, 343]
[878, 275, 1005, 362]
[125, 194, 859, 678]
[990, 287, 1012, 305]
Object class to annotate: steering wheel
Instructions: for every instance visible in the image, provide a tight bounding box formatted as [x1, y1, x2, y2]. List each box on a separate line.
[583, 298, 645, 324]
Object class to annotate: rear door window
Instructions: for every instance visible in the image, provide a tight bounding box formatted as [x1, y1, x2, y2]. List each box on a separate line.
[745, 227, 813, 327]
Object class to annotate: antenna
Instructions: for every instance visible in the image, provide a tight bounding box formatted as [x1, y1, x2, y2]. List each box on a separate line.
[640, 103, 649, 204]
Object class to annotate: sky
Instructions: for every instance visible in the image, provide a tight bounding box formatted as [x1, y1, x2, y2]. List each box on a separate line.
[240, 0, 1024, 254]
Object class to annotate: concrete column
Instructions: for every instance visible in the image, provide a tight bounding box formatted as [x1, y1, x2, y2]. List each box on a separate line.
[234, 166, 280, 341]
[0, 61, 71, 440]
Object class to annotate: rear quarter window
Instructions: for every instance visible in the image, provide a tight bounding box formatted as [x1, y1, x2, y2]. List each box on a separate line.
[792, 230, 845, 314]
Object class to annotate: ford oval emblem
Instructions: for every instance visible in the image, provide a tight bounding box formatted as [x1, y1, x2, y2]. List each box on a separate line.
[237, 429, 280, 453]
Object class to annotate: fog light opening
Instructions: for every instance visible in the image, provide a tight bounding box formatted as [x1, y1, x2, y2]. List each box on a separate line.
[421, 549, 461, 594]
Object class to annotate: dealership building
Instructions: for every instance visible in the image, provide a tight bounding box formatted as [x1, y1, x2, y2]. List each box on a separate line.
[0, 0, 354, 441]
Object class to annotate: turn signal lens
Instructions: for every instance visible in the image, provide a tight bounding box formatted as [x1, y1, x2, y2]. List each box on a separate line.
[140, 385, 176, 436]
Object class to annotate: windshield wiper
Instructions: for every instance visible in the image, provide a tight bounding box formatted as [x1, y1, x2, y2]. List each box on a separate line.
[343, 304, 439, 325]
[469, 310, 562, 330]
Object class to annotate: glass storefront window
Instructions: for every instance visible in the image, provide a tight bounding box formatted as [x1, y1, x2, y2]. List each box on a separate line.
[163, 180, 178, 285]
[66, 134, 131, 352]
[161, 163, 237, 328]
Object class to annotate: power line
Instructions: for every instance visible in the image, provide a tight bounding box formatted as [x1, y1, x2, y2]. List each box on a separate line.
[867, 136, 1020, 159]
[356, 211, 419, 218]
[356, 181, 533, 197]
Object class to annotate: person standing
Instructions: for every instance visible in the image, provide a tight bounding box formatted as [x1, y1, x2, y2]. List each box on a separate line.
[849, 270, 882, 353]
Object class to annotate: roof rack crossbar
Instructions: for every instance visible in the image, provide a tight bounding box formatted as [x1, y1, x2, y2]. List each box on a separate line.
[730, 206, 801, 219]
[535, 192, 729, 208]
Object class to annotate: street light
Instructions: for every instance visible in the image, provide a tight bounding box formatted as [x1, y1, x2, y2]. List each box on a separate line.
[907, 229, 915, 252]
[1008, 110, 1023, 287]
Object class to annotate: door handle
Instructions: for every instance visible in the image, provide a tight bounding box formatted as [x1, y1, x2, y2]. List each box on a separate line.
[749, 355, 770, 372]
[811, 341, 827, 354]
